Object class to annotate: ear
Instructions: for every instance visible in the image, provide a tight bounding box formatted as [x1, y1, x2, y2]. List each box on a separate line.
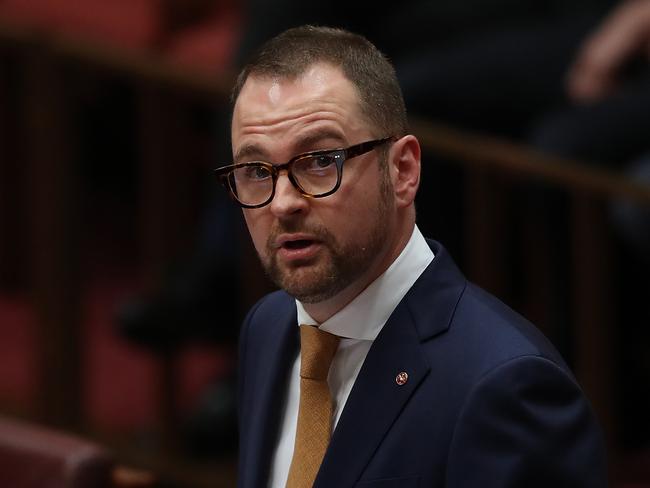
[389, 135, 421, 208]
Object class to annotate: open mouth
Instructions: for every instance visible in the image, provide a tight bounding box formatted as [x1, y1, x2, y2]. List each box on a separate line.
[284, 239, 313, 249]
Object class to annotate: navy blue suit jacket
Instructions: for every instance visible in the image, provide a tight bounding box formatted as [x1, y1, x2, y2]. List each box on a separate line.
[237, 240, 607, 487]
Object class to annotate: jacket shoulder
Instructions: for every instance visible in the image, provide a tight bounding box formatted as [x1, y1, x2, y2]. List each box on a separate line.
[452, 282, 569, 370]
[241, 290, 294, 333]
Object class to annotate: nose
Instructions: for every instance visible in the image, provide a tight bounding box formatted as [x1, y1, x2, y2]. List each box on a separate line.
[269, 172, 308, 217]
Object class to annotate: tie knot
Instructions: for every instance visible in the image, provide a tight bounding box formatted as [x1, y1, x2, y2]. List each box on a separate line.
[299, 325, 340, 380]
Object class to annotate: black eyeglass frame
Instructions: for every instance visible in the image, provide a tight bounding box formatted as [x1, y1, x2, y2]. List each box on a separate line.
[214, 136, 397, 209]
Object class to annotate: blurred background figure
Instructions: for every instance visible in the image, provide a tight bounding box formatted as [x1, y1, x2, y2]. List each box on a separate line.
[536, 0, 650, 261]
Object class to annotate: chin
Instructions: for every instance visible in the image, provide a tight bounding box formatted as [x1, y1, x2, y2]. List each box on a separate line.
[274, 264, 344, 303]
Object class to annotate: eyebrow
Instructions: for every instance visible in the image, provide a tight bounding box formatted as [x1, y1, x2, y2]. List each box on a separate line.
[234, 128, 347, 164]
[292, 129, 347, 154]
[234, 144, 269, 164]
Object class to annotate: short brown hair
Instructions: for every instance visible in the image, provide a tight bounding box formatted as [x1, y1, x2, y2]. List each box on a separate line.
[231, 26, 408, 138]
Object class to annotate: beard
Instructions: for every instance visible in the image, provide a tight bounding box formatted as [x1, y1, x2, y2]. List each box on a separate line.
[261, 170, 393, 303]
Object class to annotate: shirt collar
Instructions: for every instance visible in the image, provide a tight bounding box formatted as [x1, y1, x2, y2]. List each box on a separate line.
[296, 225, 434, 340]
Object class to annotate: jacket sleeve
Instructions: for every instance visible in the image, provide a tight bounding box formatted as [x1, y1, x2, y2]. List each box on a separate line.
[446, 355, 607, 488]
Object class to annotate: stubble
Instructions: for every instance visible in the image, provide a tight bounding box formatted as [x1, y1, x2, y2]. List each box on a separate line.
[261, 168, 393, 303]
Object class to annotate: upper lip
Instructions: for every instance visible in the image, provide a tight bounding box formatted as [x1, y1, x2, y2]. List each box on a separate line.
[274, 233, 320, 249]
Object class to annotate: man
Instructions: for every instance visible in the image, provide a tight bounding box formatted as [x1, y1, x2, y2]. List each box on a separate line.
[215, 26, 607, 488]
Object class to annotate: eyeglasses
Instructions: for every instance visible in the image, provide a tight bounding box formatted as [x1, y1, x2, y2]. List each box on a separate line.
[214, 136, 396, 208]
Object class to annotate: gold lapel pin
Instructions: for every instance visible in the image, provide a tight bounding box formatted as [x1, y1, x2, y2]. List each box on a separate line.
[395, 371, 408, 386]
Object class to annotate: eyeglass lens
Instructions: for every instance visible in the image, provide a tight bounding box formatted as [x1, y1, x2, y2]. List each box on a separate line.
[230, 150, 344, 206]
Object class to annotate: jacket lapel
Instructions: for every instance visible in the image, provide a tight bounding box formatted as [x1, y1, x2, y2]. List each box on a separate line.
[315, 300, 429, 487]
[244, 302, 299, 488]
[314, 242, 467, 487]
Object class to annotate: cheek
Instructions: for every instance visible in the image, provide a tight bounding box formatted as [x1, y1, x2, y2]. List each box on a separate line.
[243, 210, 270, 255]
[329, 185, 381, 236]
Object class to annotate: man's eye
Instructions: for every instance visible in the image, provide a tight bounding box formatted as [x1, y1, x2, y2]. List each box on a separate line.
[243, 165, 271, 180]
[305, 154, 337, 171]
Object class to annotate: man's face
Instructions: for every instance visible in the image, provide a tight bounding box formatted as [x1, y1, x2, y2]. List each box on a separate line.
[231, 63, 398, 305]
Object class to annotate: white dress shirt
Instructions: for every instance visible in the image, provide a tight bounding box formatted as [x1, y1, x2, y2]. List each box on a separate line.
[267, 225, 434, 488]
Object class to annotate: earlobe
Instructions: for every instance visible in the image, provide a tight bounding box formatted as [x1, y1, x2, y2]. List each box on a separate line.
[390, 135, 421, 207]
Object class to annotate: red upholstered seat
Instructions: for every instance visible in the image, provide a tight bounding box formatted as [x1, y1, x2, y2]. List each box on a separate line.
[0, 0, 242, 71]
[164, 5, 241, 75]
[0, 0, 160, 49]
[0, 415, 114, 488]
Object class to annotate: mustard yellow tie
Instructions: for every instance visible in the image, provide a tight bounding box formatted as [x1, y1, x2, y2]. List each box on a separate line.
[286, 325, 340, 488]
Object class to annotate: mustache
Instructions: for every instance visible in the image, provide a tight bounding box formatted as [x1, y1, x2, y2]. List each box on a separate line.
[266, 221, 333, 250]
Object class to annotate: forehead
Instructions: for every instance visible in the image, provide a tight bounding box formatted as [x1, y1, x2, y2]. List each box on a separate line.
[231, 63, 367, 146]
